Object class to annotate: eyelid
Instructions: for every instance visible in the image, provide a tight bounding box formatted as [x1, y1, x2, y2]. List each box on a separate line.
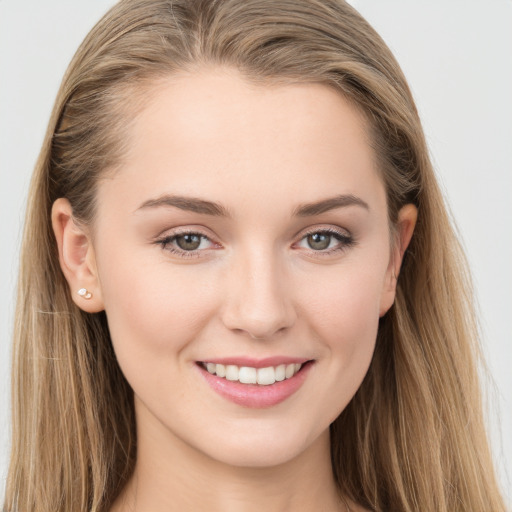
[293, 225, 355, 255]
[154, 227, 221, 258]
[296, 224, 351, 239]
[154, 224, 214, 239]
[154, 224, 355, 259]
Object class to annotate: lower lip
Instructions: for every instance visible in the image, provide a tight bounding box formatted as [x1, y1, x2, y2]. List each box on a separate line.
[197, 362, 313, 408]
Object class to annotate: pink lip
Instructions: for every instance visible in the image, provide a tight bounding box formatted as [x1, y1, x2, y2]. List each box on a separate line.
[200, 356, 310, 368]
[196, 360, 314, 409]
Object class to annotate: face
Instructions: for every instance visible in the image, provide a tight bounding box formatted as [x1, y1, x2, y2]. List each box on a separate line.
[83, 69, 406, 468]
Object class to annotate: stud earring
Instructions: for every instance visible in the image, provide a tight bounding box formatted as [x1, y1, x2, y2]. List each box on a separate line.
[77, 288, 92, 300]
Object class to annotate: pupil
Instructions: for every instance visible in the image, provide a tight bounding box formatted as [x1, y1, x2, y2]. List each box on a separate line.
[177, 234, 201, 250]
[308, 233, 330, 250]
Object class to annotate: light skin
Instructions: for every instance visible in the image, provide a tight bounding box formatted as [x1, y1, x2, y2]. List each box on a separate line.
[52, 68, 416, 512]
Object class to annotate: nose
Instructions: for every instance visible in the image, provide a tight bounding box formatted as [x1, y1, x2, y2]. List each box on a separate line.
[220, 248, 297, 340]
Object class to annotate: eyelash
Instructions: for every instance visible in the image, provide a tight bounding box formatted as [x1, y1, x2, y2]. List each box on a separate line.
[155, 227, 355, 259]
[295, 227, 355, 256]
[155, 229, 217, 259]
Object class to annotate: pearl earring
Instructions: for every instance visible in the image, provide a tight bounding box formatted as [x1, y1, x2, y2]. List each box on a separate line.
[77, 288, 92, 300]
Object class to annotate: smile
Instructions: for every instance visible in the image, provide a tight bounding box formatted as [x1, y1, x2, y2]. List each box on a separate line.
[200, 362, 302, 385]
[197, 359, 313, 408]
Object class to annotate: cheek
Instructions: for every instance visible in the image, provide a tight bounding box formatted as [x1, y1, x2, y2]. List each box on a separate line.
[97, 249, 219, 366]
[297, 262, 386, 421]
[300, 257, 387, 362]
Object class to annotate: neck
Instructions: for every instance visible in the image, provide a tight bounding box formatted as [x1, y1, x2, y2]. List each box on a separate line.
[111, 407, 344, 512]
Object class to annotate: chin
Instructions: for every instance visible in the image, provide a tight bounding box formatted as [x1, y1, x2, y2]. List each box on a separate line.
[193, 420, 327, 469]
[207, 444, 305, 469]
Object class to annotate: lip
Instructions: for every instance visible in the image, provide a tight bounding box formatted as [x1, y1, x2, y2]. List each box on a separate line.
[200, 356, 310, 368]
[196, 359, 314, 408]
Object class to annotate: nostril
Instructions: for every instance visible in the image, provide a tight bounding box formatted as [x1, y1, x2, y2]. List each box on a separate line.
[220, 272, 297, 339]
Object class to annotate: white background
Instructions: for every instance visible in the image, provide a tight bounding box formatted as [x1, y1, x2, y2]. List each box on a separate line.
[1, 0, 511, 506]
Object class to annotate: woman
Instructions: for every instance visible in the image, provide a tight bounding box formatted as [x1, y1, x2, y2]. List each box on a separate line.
[3, 0, 507, 510]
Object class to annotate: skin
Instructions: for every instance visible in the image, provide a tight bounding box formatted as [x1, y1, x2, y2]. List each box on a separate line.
[52, 67, 416, 512]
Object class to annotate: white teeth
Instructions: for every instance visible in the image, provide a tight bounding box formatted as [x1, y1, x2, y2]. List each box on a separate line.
[239, 367, 257, 384]
[216, 363, 226, 377]
[257, 367, 276, 385]
[285, 363, 295, 379]
[225, 365, 239, 381]
[202, 361, 304, 385]
[275, 364, 286, 381]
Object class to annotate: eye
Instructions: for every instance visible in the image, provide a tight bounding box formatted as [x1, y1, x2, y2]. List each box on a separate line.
[295, 228, 354, 254]
[155, 230, 218, 258]
[175, 233, 206, 251]
[305, 232, 333, 251]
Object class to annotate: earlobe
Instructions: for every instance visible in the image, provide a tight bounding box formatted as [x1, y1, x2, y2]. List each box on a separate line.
[379, 203, 418, 317]
[51, 198, 104, 313]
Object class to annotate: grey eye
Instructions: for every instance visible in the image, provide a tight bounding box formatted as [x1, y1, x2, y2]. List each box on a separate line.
[307, 233, 331, 250]
[176, 234, 202, 250]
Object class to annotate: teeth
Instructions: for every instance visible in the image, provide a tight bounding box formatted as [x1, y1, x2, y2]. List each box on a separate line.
[257, 367, 275, 385]
[225, 365, 239, 381]
[285, 363, 295, 379]
[216, 364, 226, 377]
[239, 366, 257, 384]
[275, 364, 286, 381]
[202, 362, 303, 385]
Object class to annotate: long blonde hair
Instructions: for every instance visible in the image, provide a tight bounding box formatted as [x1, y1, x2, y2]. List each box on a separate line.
[4, 0, 506, 510]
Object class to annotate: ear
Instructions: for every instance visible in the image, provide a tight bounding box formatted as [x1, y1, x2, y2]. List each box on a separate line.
[51, 198, 104, 313]
[379, 203, 417, 317]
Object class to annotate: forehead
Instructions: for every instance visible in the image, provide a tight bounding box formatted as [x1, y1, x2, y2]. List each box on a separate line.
[99, 68, 385, 217]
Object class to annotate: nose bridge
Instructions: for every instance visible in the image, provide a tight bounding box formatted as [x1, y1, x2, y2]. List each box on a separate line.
[221, 244, 296, 339]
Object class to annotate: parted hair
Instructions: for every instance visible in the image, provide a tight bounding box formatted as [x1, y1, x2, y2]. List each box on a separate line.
[4, 1, 506, 511]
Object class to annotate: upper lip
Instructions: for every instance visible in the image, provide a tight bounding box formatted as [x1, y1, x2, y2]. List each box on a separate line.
[198, 356, 312, 368]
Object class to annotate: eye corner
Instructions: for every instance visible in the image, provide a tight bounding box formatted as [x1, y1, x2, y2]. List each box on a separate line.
[153, 228, 222, 260]
[293, 226, 356, 256]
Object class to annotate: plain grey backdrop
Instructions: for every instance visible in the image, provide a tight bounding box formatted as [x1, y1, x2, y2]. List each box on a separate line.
[1, 0, 511, 505]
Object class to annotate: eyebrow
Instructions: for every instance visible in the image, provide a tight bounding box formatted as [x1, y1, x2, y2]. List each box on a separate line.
[137, 195, 231, 217]
[293, 194, 369, 216]
[136, 193, 369, 217]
